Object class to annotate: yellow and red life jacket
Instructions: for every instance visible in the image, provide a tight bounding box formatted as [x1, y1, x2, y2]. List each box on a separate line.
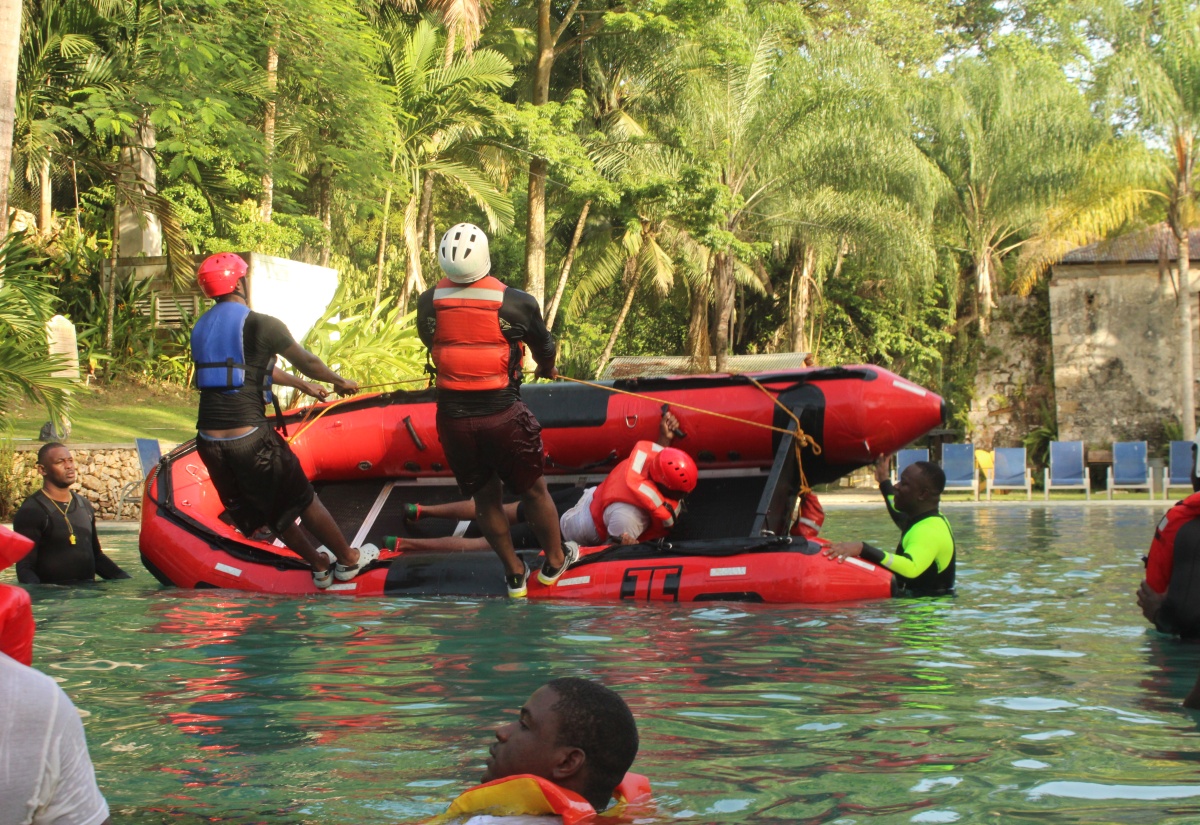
[426, 773, 652, 825]
[590, 441, 683, 543]
[431, 276, 522, 392]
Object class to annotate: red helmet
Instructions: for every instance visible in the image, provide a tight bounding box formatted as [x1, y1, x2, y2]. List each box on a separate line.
[197, 253, 248, 298]
[650, 447, 698, 494]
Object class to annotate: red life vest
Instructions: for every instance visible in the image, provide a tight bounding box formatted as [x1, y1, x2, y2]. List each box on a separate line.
[1147, 491, 1200, 592]
[427, 773, 652, 825]
[0, 584, 34, 666]
[790, 492, 825, 539]
[590, 441, 683, 543]
[431, 276, 519, 392]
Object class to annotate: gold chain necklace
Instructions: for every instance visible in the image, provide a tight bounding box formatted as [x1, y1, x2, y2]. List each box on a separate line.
[42, 491, 76, 545]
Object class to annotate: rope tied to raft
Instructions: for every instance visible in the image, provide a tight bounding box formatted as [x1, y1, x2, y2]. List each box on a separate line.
[282, 371, 822, 495]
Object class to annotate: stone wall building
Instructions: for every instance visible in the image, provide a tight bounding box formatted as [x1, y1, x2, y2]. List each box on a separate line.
[967, 296, 1053, 450]
[1048, 224, 1199, 446]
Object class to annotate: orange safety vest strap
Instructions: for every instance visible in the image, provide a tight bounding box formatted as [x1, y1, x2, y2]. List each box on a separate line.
[431, 275, 513, 392]
[590, 442, 682, 542]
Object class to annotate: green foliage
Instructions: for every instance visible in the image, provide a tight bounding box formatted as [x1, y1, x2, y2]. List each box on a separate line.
[0, 234, 76, 426]
[0, 442, 37, 522]
[302, 285, 427, 391]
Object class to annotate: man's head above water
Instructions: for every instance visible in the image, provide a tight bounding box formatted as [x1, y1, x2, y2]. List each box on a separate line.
[483, 677, 639, 810]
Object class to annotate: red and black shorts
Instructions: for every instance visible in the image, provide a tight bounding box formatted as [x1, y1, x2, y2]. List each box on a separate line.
[196, 426, 315, 535]
[436, 401, 546, 496]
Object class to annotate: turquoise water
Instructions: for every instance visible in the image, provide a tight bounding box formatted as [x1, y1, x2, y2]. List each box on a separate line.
[7, 505, 1200, 824]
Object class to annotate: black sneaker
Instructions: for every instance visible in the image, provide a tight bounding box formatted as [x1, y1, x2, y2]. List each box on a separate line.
[506, 564, 530, 598]
[538, 541, 581, 586]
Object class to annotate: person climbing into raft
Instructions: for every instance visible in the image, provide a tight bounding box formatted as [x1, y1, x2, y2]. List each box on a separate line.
[189, 252, 378, 589]
[424, 677, 649, 824]
[823, 454, 956, 596]
[416, 223, 578, 597]
[401, 410, 697, 552]
[13, 443, 130, 586]
[1138, 443, 1200, 638]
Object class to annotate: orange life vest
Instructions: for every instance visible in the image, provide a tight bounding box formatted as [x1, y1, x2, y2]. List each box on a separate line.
[427, 773, 652, 825]
[590, 441, 683, 543]
[431, 276, 520, 392]
[790, 492, 825, 539]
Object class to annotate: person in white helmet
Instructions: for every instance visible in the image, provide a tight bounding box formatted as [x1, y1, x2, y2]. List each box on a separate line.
[416, 223, 578, 597]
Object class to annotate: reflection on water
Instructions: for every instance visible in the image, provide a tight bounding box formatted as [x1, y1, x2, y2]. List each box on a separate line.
[7, 506, 1200, 823]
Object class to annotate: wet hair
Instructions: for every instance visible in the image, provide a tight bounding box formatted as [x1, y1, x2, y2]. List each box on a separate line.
[546, 677, 639, 809]
[37, 442, 68, 465]
[911, 460, 946, 495]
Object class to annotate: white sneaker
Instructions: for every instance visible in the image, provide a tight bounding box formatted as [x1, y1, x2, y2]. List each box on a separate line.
[334, 543, 380, 582]
[538, 541, 580, 586]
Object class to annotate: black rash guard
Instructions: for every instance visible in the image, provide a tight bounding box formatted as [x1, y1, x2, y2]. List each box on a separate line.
[195, 310, 295, 430]
[416, 280, 557, 418]
[12, 492, 130, 584]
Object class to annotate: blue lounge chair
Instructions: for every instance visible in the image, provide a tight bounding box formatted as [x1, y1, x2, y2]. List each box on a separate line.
[1106, 441, 1151, 499]
[987, 447, 1032, 500]
[116, 437, 163, 519]
[893, 448, 928, 483]
[942, 443, 979, 500]
[1164, 440, 1197, 500]
[1044, 440, 1089, 500]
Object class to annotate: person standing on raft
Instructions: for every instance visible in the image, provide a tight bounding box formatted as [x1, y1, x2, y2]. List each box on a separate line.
[402, 409, 697, 552]
[824, 454, 956, 596]
[416, 223, 578, 597]
[13, 443, 130, 585]
[189, 253, 377, 589]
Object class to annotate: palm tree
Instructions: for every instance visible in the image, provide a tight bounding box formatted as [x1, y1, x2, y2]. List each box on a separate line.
[375, 19, 514, 309]
[0, 234, 74, 426]
[0, 0, 22, 230]
[910, 55, 1106, 332]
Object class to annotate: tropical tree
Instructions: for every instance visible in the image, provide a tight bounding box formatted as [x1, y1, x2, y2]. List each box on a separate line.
[911, 54, 1107, 331]
[0, 0, 21, 230]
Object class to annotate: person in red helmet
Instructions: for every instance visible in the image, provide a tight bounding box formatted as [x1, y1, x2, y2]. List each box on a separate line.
[190, 252, 378, 589]
[400, 410, 696, 552]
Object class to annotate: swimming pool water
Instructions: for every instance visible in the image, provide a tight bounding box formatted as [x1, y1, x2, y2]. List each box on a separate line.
[6, 505, 1200, 824]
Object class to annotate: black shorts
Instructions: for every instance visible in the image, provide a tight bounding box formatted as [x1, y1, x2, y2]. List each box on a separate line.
[436, 401, 546, 496]
[510, 487, 586, 548]
[196, 426, 315, 535]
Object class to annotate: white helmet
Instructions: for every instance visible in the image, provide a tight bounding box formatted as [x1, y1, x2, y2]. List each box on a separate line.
[438, 223, 491, 284]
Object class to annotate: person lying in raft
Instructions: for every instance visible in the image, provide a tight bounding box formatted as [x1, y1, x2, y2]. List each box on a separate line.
[823, 454, 956, 596]
[425, 677, 650, 824]
[401, 411, 697, 553]
[1137, 448, 1200, 639]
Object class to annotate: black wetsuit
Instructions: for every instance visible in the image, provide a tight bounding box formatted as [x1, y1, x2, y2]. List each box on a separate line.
[13, 492, 129, 584]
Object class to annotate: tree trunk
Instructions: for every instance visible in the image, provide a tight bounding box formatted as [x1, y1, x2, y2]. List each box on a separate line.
[1180, 226, 1194, 439]
[421, 175, 436, 256]
[39, 156, 52, 236]
[595, 255, 638, 378]
[686, 267, 713, 371]
[399, 193, 423, 310]
[711, 252, 736, 372]
[523, 0, 556, 308]
[545, 200, 590, 329]
[319, 173, 332, 267]
[105, 202, 120, 351]
[0, 0, 21, 235]
[789, 245, 816, 352]
[374, 150, 399, 311]
[260, 24, 280, 222]
[976, 245, 995, 334]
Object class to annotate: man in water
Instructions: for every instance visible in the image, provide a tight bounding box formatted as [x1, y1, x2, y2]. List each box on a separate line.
[190, 252, 377, 589]
[429, 677, 646, 823]
[416, 223, 576, 597]
[13, 443, 131, 585]
[823, 454, 956, 596]
[1137, 443, 1200, 638]
[0, 651, 111, 824]
[401, 411, 696, 552]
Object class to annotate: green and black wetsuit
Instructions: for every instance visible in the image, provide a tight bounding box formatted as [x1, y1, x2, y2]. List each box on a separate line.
[860, 480, 955, 597]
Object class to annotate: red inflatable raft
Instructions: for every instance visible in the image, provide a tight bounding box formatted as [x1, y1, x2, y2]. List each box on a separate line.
[140, 366, 943, 603]
[0, 524, 35, 663]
